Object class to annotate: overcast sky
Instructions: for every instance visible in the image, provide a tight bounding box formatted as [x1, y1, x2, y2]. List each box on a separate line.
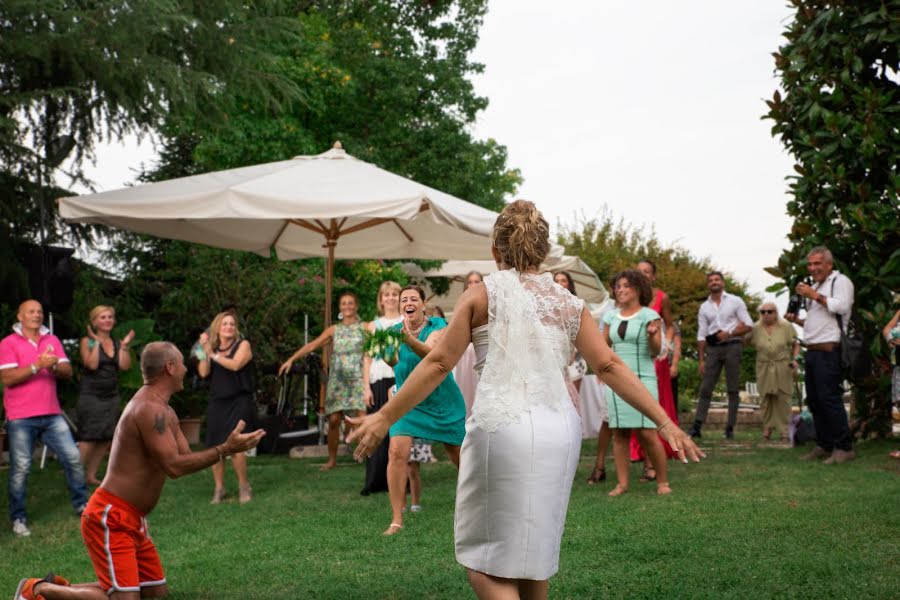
[77, 0, 796, 299]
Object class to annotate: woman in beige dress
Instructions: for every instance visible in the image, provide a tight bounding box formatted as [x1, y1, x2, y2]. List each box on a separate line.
[749, 302, 799, 440]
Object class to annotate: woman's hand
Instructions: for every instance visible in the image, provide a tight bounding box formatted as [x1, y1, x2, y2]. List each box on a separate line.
[364, 387, 374, 408]
[669, 362, 679, 377]
[345, 413, 391, 462]
[646, 321, 659, 337]
[121, 329, 135, 347]
[278, 359, 294, 376]
[657, 421, 705, 464]
[86, 324, 100, 341]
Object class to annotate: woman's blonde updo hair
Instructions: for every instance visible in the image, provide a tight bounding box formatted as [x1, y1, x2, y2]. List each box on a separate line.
[89, 305, 115, 325]
[491, 200, 550, 272]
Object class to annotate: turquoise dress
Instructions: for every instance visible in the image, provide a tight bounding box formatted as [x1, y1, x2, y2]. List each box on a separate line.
[389, 317, 466, 446]
[603, 307, 661, 429]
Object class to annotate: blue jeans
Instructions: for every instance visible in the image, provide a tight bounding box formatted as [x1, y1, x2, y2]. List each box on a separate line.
[6, 414, 88, 523]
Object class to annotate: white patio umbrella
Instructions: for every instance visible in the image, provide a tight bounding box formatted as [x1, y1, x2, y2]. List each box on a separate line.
[405, 248, 611, 319]
[59, 142, 499, 327]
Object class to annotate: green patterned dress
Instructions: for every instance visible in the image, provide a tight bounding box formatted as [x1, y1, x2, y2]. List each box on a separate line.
[325, 321, 367, 415]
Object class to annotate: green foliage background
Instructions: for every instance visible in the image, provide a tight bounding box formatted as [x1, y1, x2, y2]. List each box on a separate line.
[764, 0, 899, 436]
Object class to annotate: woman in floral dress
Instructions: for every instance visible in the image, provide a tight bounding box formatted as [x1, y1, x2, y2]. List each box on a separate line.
[280, 292, 371, 470]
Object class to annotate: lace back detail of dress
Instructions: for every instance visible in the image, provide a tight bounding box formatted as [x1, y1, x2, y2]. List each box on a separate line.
[472, 270, 584, 432]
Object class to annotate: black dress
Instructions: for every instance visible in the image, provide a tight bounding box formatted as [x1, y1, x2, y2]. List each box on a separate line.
[77, 339, 121, 441]
[205, 340, 256, 448]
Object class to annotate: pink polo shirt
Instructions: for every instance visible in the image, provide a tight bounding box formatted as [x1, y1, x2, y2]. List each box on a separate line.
[0, 324, 70, 421]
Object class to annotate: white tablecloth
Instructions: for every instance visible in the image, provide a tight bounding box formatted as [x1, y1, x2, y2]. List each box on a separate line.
[579, 375, 607, 439]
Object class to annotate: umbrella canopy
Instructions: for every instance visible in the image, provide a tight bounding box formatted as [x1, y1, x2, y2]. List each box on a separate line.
[405, 248, 611, 319]
[59, 142, 499, 326]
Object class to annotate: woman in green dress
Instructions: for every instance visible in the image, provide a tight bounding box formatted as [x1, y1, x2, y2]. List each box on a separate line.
[380, 285, 465, 535]
[280, 292, 372, 470]
[603, 270, 671, 496]
[749, 302, 799, 440]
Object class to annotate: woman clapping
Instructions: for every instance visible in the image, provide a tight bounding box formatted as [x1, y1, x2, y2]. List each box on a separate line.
[197, 311, 256, 503]
[77, 306, 134, 485]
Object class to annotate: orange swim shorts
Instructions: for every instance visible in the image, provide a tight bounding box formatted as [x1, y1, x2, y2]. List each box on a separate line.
[81, 487, 167, 594]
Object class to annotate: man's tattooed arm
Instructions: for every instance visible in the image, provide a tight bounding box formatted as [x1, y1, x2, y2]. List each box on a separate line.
[154, 413, 167, 434]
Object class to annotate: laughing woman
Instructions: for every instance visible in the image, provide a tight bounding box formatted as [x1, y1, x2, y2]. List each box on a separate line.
[380, 284, 465, 535]
[279, 292, 372, 470]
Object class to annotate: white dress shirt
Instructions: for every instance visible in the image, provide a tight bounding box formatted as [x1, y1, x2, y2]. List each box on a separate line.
[696, 292, 753, 341]
[802, 270, 854, 344]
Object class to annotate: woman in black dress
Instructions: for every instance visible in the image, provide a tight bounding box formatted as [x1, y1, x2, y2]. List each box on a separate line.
[77, 305, 134, 485]
[197, 311, 256, 504]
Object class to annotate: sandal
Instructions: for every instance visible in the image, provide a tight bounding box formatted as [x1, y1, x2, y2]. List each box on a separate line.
[586, 466, 606, 484]
[639, 466, 656, 483]
[657, 482, 672, 495]
[210, 488, 227, 505]
[889, 450, 900, 459]
[608, 485, 628, 497]
[383, 523, 403, 536]
[239, 484, 253, 504]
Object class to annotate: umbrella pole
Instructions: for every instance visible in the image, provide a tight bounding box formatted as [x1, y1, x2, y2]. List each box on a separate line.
[319, 236, 337, 421]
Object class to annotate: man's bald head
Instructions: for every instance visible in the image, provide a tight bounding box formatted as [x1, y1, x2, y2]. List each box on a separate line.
[17, 299, 44, 332]
[141, 342, 183, 383]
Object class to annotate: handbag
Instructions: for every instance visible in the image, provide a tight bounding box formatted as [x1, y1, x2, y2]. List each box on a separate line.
[829, 278, 870, 382]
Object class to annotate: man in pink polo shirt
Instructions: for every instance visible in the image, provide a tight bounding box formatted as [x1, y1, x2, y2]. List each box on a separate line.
[1, 299, 88, 537]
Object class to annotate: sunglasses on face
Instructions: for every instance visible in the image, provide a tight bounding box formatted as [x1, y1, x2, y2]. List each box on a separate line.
[760, 310, 775, 315]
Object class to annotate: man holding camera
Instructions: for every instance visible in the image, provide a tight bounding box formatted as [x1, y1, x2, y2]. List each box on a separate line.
[690, 272, 753, 440]
[785, 247, 855, 464]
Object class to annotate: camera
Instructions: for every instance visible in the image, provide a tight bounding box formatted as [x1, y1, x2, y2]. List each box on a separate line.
[786, 276, 812, 315]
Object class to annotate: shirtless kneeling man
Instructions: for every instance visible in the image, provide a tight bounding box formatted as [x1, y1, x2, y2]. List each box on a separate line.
[15, 342, 265, 600]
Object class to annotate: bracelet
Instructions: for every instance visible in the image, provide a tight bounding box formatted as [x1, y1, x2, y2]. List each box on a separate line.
[656, 418, 672, 433]
[215, 445, 225, 462]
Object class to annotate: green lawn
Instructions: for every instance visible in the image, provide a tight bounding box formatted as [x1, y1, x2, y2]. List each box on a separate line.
[2, 436, 899, 599]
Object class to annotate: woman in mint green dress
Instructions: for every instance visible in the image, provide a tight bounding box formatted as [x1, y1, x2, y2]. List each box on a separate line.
[602, 270, 671, 496]
[381, 285, 464, 535]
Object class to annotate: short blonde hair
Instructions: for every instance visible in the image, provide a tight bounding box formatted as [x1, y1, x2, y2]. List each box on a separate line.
[208, 311, 240, 351]
[89, 305, 115, 325]
[376, 281, 402, 316]
[491, 200, 550, 272]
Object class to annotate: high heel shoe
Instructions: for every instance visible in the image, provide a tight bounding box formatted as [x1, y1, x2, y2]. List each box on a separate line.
[586, 466, 606, 484]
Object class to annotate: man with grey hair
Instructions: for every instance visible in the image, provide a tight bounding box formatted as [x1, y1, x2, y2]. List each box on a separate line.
[15, 341, 265, 599]
[785, 246, 855, 464]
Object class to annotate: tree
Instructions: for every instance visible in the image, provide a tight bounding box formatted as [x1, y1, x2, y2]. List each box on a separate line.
[0, 0, 304, 246]
[764, 0, 899, 437]
[174, 0, 521, 211]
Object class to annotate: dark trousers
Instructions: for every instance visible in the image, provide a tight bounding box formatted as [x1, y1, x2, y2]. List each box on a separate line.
[362, 378, 393, 494]
[805, 349, 852, 451]
[695, 342, 743, 429]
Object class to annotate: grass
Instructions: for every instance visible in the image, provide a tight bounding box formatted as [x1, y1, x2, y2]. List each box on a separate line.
[1, 434, 899, 599]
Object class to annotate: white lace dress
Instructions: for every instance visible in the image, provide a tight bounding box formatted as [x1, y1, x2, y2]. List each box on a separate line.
[455, 270, 584, 580]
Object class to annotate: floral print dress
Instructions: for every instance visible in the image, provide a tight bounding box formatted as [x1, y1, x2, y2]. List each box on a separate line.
[325, 321, 367, 415]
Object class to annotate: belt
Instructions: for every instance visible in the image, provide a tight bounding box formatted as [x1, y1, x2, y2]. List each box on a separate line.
[807, 342, 838, 352]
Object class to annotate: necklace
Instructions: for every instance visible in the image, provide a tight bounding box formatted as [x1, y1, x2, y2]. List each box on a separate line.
[144, 386, 168, 404]
[406, 319, 426, 338]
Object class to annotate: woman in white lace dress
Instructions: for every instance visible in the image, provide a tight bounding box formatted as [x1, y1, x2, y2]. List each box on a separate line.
[349, 200, 702, 599]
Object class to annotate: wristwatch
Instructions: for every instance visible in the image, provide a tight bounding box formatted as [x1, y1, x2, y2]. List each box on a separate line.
[30, 364, 38, 375]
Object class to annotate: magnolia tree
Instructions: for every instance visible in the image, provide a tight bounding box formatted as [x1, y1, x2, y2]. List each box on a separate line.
[764, 0, 899, 437]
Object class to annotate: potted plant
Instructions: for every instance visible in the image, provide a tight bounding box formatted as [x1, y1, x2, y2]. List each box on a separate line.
[171, 383, 207, 446]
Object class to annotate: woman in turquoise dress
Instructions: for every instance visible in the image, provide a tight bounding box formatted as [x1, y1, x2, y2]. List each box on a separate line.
[381, 284, 465, 535]
[603, 270, 671, 496]
[280, 292, 372, 470]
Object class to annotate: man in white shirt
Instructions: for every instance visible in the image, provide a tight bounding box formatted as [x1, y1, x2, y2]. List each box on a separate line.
[689, 272, 753, 440]
[785, 247, 855, 464]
